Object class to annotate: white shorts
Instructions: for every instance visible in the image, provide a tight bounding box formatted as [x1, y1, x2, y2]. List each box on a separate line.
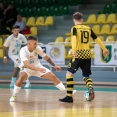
[20, 64, 51, 78]
[10, 55, 21, 67]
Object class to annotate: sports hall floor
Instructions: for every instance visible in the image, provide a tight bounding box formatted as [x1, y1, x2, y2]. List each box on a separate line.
[0, 84, 117, 117]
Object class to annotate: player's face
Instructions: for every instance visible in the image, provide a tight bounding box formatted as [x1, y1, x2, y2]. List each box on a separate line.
[29, 40, 38, 51]
[12, 28, 20, 36]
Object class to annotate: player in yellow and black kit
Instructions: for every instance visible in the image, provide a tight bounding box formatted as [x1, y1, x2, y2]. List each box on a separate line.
[59, 12, 109, 103]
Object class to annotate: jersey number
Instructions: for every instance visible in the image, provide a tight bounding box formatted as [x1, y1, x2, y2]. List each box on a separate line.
[80, 31, 89, 43]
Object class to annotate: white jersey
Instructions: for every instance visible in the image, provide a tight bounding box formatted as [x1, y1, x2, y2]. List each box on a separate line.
[4, 33, 27, 57]
[20, 46, 46, 66]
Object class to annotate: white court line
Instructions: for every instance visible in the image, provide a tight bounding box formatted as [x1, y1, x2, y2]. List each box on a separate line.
[19, 110, 117, 117]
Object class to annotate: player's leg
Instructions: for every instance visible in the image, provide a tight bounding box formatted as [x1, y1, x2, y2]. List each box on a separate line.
[59, 71, 74, 103]
[80, 59, 95, 101]
[10, 55, 21, 88]
[11, 55, 31, 88]
[24, 79, 31, 88]
[10, 67, 20, 88]
[9, 71, 28, 102]
[59, 58, 82, 103]
[33, 65, 66, 93]
[41, 71, 66, 93]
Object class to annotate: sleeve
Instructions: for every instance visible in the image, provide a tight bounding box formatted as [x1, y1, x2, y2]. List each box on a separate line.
[20, 48, 28, 62]
[91, 29, 97, 40]
[22, 35, 27, 44]
[71, 27, 77, 52]
[4, 37, 10, 47]
[95, 38, 107, 52]
[37, 46, 46, 57]
[20, 21, 26, 31]
[72, 28, 77, 36]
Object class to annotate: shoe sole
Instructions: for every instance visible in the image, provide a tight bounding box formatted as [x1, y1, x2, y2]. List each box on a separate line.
[59, 99, 73, 103]
[9, 99, 16, 102]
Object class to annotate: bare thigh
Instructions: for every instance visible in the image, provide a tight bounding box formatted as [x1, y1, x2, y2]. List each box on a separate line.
[16, 72, 28, 87]
[41, 72, 60, 85]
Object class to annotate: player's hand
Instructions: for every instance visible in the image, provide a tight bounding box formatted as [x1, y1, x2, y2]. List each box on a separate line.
[53, 65, 61, 72]
[72, 51, 78, 58]
[38, 68, 46, 73]
[3, 58, 8, 64]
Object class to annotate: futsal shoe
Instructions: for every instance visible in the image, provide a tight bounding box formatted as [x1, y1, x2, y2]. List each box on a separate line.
[24, 84, 31, 88]
[9, 95, 16, 102]
[59, 96, 73, 103]
[88, 87, 95, 101]
[9, 102, 16, 108]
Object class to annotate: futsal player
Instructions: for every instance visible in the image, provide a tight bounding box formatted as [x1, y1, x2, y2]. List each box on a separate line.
[59, 12, 109, 103]
[9, 35, 70, 102]
[3, 25, 31, 88]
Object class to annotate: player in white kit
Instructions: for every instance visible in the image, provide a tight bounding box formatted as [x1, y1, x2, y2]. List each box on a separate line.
[3, 25, 31, 88]
[9, 35, 76, 102]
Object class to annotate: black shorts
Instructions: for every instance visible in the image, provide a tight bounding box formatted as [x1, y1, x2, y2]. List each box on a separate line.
[67, 58, 92, 75]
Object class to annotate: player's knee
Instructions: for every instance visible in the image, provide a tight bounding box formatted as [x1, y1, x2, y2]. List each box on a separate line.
[18, 72, 28, 81]
[66, 71, 73, 77]
[49, 73, 57, 81]
[83, 74, 89, 79]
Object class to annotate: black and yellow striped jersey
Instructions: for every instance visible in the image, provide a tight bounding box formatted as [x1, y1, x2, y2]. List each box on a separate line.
[71, 24, 97, 59]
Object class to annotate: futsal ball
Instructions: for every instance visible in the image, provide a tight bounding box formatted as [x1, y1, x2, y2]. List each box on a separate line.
[84, 91, 91, 101]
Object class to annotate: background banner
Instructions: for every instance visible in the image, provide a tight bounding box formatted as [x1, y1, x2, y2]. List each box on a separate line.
[94, 44, 117, 65]
[38, 44, 65, 65]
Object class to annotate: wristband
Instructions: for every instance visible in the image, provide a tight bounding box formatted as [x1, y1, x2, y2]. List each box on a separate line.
[4, 56, 7, 59]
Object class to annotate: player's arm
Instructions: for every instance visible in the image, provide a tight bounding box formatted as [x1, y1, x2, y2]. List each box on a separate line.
[3, 38, 10, 58]
[3, 38, 10, 63]
[3, 46, 7, 57]
[71, 28, 77, 52]
[23, 60, 45, 71]
[43, 55, 55, 66]
[71, 27, 78, 58]
[91, 29, 108, 54]
[22, 35, 27, 44]
[38, 46, 61, 72]
[43, 55, 61, 72]
[21, 35, 27, 47]
[36, 46, 56, 66]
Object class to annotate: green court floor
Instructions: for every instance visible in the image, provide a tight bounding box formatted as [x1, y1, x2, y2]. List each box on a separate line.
[0, 84, 117, 92]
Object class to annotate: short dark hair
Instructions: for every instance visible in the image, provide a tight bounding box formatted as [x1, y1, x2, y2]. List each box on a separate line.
[12, 25, 20, 29]
[73, 12, 83, 20]
[27, 36, 38, 41]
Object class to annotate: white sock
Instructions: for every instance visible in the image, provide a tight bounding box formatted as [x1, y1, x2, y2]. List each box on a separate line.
[11, 77, 16, 81]
[26, 79, 30, 84]
[56, 82, 66, 93]
[13, 85, 21, 96]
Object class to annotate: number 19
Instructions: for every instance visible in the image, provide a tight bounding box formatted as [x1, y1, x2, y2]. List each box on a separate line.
[80, 31, 89, 43]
